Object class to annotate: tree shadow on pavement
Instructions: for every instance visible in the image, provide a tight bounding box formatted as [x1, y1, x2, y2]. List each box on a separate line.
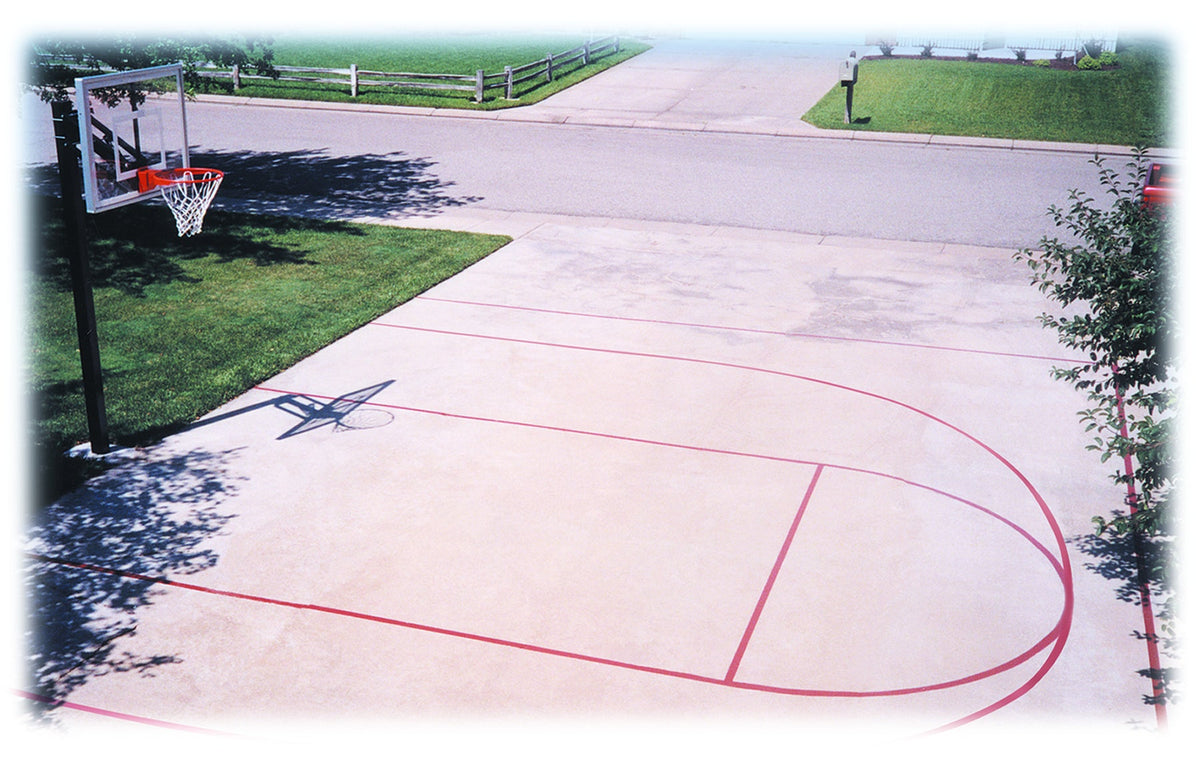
[21, 447, 243, 724]
[192, 147, 482, 221]
[25, 144, 482, 226]
[1070, 528, 1178, 708]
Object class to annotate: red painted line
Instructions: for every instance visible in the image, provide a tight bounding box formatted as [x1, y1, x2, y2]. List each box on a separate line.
[726, 465, 824, 682]
[923, 632, 1068, 734]
[354, 321, 1074, 729]
[413, 296, 1089, 365]
[1114, 383, 1169, 729]
[258, 326, 1071, 580]
[360, 322, 1071, 576]
[28, 553, 1063, 701]
[190, 322, 1072, 729]
[255, 380, 1065, 580]
[14, 688, 233, 735]
[255, 383, 826, 468]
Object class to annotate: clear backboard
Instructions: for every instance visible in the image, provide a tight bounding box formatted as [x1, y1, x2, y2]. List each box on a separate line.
[74, 62, 190, 213]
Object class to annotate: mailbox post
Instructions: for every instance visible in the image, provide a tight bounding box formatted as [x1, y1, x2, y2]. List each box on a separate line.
[839, 50, 859, 124]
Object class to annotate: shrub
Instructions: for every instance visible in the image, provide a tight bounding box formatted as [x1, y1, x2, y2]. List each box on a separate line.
[1099, 50, 1119, 67]
[920, 43, 933, 58]
[966, 51, 978, 61]
[1077, 55, 1101, 70]
[1012, 48, 1027, 62]
[879, 43, 894, 57]
[1033, 59, 1051, 68]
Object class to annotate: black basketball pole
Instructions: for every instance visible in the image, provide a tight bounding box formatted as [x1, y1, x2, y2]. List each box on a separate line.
[51, 101, 110, 454]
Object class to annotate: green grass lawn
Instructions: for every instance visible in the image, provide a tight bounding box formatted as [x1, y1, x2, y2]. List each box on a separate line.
[213, 34, 651, 109]
[803, 45, 1170, 146]
[28, 200, 509, 500]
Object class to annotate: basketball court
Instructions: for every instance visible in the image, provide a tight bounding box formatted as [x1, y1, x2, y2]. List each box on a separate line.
[27, 209, 1161, 742]
[22, 61, 1168, 752]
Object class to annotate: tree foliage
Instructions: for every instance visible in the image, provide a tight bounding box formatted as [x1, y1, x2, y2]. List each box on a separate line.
[1019, 149, 1175, 536]
[27, 37, 276, 103]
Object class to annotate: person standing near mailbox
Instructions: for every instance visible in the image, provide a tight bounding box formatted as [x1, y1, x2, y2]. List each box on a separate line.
[840, 50, 859, 124]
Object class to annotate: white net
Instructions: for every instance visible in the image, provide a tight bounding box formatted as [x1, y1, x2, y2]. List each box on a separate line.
[156, 169, 224, 237]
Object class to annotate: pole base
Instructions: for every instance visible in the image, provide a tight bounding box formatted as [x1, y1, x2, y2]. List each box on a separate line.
[66, 442, 137, 465]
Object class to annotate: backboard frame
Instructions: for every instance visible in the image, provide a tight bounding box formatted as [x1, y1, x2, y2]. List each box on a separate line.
[74, 62, 191, 214]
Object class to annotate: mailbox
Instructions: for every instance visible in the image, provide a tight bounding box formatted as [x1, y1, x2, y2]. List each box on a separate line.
[839, 51, 859, 123]
[839, 55, 859, 86]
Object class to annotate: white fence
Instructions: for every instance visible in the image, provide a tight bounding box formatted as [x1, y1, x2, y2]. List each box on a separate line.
[877, 34, 1118, 57]
[208, 36, 622, 102]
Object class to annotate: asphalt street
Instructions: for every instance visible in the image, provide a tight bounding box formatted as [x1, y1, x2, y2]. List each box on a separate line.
[187, 109, 1111, 248]
[19, 37, 1140, 249]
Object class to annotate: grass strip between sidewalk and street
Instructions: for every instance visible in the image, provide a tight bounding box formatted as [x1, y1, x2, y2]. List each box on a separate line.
[28, 200, 510, 500]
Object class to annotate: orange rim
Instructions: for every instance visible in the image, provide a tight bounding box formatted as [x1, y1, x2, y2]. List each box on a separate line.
[140, 167, 224, 191]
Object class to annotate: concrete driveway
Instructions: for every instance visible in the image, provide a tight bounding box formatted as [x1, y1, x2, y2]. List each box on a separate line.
[510, 38, 849, 134]
[24, 212, 1163, 744]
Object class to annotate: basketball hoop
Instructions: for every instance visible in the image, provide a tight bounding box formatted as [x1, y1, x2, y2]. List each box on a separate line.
[139, 167, 224, 237]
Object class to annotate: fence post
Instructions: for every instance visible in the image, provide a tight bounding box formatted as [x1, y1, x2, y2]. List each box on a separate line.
[583, 41, 591, 65]
[546, 53, 554, 82]
[231, 63, 240, 90]
[350, 63, 358, 98]
[475, 69, 484, 102]
[504, 66, 513, 99]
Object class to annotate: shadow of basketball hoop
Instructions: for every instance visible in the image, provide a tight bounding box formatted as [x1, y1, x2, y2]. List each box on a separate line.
[183, 380, 396, 440]
[274, 381, 396, 439]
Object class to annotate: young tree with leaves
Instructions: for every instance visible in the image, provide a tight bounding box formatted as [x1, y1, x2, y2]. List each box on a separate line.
[1019, 149, 1175, 537]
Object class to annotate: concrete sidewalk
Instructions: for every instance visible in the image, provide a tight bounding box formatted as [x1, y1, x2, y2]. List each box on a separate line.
[507, 38, 848, 134]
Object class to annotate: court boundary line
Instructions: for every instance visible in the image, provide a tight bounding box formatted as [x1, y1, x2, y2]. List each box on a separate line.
[413, 296, 1089, 365]
[27, 552, 1066, 704]
[1115, 382, 1169, 728]
[14, 687, 234, 736]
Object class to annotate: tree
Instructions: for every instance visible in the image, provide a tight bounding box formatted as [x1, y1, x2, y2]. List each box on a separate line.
[27, 37, 276, 103]
[1018, 149, 1175, 538]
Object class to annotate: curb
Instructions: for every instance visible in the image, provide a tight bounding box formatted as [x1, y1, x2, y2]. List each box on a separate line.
[330, 205, 1029, 257]
[191, 93, 1174, 158]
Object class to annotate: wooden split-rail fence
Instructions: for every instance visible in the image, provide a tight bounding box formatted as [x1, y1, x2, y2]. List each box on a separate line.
[214, 36, 621, 102]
